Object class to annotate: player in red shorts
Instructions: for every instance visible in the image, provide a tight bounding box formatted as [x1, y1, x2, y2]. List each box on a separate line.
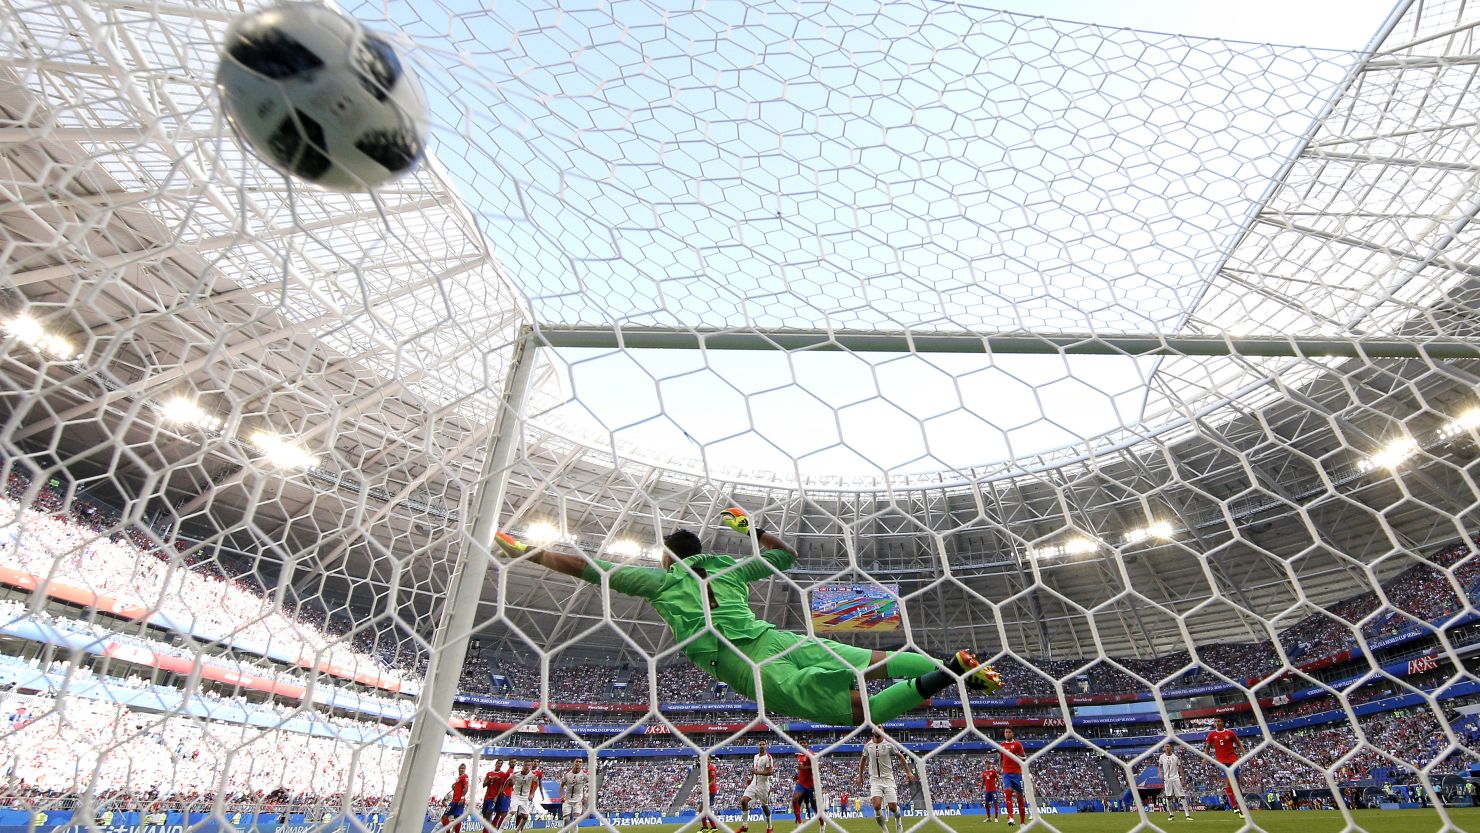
[696, 754, 720, 830]
[793, 751, 819, 823]
[998, 728, 1027, 826]
[482, 760, 513, 830]
[981, 754, 1002, 823]
[1203, 717, 1245, 816]
[442, 763, 470, 833]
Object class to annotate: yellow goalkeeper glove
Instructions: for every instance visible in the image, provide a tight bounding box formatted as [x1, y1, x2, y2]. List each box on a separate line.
[494, 531, 529, 558]
[719, 507, 751, 535]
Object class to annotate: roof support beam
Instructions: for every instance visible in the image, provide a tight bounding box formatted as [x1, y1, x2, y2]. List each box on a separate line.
[1363, 54, 1480, 70]
[1301, 148, 1480, 172]
[8, 196, 452, 287]
[1254, 215, 1480, 279]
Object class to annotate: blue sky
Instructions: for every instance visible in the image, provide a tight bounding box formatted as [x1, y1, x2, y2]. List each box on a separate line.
[350, 0, 1401, 480]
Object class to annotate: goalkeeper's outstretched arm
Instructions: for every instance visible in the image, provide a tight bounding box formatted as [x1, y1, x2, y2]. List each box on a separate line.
[493, 532, 588, 579]
[756, 529, 797, 560]
[495, 530, 664, 598]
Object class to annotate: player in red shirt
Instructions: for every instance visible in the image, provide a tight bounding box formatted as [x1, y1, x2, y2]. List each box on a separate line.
[793, 751, 818, 823]
[998, 728, 1027, 826]
[981, 755, 1002, 823]
[483, 760, 513, 830]
[442, 763, 470, 833]
[693, 754, 719, 830]
[1203, 717, 1245, 816]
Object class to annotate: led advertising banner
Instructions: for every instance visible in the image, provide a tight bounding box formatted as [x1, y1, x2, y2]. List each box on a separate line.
[809, 584, 901, 632]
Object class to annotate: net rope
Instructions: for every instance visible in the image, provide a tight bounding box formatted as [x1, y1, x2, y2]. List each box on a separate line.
[0, 0, 1479, 832]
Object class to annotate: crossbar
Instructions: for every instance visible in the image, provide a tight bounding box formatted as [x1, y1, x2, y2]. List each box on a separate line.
[533, 326, 1480, 360]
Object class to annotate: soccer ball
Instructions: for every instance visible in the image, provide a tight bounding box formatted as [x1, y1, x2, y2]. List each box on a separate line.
[217, 2, 429, 192]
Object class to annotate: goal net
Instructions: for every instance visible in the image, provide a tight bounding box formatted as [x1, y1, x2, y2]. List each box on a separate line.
[0, 0, 1478, 831]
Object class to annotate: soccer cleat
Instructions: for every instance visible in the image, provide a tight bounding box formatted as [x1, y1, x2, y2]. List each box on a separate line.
[494, 531, 528, 558]
[948, 650, 1004, 693]
[719, 506, 751, 534]
[1005, 820, 1015, 827]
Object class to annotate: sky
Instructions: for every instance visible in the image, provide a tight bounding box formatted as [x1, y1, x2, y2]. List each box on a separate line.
[357, 0, 1405, 481]
[977, 0, 1397, 49]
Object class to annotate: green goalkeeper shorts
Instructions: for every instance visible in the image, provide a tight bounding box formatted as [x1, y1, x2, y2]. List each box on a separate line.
[712, 628, 874, 726]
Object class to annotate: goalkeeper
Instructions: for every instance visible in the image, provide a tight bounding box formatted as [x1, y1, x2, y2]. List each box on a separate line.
[494, 509, 1002, 726]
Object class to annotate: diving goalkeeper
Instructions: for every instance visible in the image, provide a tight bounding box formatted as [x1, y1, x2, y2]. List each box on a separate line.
[494, 509, 1002, 726]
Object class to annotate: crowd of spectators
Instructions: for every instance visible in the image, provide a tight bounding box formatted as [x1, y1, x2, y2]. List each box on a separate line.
[7, 471, 1480, 711]
[0, 599, 429, 723]
[0, 668, 1474, 815]
[0, 476, 417, 691]
[594, 761, 688, 813]
[0, 689, 423, 806]
[4, 469, 1480, 815]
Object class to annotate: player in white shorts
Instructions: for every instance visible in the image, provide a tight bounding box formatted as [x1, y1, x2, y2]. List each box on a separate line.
[1157, 743, 1193, 820]
[511, 761, 544, 832]
[739, 739, 776, 833]
[854, 728, 915, 833]
[559, 760, 590, 829]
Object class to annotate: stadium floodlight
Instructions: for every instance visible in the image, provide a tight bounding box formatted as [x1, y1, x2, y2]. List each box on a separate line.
[1440, 409, 1480, 439]
[158, 396, 224, 432]
[4, 314, 77, 360]
[248, 431, 318, 471]
[1122, 521, 1176, 546]
[1360, 436, 1419, 472]
[1030, 537, 1100, 560]
[606, 539, 643, 558]
[525, 522, 561, 545]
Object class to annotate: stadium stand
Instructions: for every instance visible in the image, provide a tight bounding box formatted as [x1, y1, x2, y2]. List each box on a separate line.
[0, 472, 1476, 814]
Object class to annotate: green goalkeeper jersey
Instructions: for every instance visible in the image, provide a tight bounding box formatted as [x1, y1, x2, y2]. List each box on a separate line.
[578, 548, 795, 667]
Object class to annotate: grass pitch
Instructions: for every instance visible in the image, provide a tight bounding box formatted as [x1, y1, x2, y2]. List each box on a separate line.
[630, 810, 1480, 833]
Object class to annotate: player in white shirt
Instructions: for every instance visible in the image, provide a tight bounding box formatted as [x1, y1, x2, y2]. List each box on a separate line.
[511, 761, 544, 833]
[559, 760, 590, 829]
[1157, 743, 1193, 820]
[739, 739, 776, 833]
[854, 728, 915, 833]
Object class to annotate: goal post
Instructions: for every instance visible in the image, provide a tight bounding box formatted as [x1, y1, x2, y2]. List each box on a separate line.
[534, 326, 1480, 360]
[386, 335, 538, 833]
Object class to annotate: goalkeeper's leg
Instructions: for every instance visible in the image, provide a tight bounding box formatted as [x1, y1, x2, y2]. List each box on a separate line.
[850, 649, 1000, 724]
[721, 632, 1000, 725]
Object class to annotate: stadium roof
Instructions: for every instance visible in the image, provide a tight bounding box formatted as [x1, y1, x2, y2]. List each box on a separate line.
[2, 0, 1480, 658]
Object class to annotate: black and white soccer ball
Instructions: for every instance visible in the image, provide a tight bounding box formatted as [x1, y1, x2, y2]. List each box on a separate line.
[217, 2, 429, 192]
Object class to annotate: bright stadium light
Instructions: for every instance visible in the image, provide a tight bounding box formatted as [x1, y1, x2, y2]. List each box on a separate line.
[1030, 536, 1100, 560]
[158, 396, 223, 432]
[1361, 436, 1419, 472]
[1440, 408, 1480, 438]
[4, 314, 77, 360]
[525, 522, 561, 545]
[607, 539, 642, 558]
[608, 539, 661, 560]
[248, 431, 319, 471]
[1123, 521, 1176, 545]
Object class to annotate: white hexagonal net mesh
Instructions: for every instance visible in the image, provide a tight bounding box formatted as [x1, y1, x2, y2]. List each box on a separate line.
[1, 0, 1480, 831]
